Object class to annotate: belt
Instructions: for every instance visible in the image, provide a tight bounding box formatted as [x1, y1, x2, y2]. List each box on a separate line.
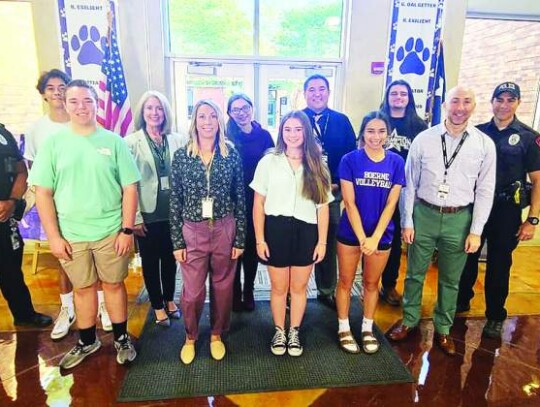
[419, 199, 471, 214]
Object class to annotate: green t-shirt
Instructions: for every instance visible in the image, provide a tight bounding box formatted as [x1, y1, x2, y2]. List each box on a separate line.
[29, 126, 141, 242]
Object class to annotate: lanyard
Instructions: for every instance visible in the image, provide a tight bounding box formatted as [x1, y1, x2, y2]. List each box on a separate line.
[145, 132, 169, 171]
[202, 150, 215, 198]
[441, 131, 468, 183]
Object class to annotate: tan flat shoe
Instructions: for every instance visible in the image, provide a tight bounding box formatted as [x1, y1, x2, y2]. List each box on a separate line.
[180, 342, 196, 365]
[210, 340, 226, 361]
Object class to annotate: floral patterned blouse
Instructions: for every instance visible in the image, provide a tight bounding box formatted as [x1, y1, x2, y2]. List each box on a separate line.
[169, 143, 246, 250]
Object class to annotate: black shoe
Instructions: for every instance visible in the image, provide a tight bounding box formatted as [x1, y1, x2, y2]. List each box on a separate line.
[14, 312, 53, 328]
[317, 295, 336, 310]
[380, 287, 402, 306]
[482, 320, 503, 339]
[243, 290, 255, 312]
[455, 302, 471, 313]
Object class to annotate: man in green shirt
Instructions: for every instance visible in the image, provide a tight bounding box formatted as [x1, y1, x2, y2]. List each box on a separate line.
[31, 80, 141, 369]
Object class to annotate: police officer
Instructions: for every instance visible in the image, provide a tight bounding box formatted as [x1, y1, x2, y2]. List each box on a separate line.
[0, 123, 52, 327]
[457, 82, 540, 339]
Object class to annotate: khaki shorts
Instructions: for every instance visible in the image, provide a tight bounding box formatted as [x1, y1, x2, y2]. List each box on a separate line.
[59, 233, 130, 289]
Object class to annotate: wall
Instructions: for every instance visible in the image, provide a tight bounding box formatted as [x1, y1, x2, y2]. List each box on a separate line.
[343, 0, 467, 129]
[459, 19, 540, 126]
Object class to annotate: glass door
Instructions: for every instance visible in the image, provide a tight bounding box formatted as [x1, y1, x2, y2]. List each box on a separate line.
[259, 64, 338, 138]
[172, 61, 254, 133]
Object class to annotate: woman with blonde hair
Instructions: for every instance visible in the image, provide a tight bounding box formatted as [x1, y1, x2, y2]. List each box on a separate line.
[251, 110, 332, 357]
[170, 99, 246, 364]
[125, 90, 187, 327]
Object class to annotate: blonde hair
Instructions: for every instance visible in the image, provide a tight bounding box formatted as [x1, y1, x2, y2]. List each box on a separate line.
[186, 99, 229, 158]
[275, 110, 331, 204]
[134, 90, 173, 135]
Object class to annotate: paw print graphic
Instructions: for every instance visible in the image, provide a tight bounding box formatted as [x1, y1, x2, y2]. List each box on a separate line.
[70, 25, 107, 66]
[396, 37, 430, 75]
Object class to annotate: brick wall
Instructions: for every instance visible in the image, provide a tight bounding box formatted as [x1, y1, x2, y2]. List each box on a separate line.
[459, 19, 540, 127]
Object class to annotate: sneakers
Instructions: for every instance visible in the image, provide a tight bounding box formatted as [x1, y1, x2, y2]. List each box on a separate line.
[98, 302, 113, 332]
[287, 327, 303, 357]
[114, 334, 137, 364]
[51, 307, 76, 341]
[270, 326, 287, 356]
[59, 339, 102, 370]
[482, 320, 504, 339]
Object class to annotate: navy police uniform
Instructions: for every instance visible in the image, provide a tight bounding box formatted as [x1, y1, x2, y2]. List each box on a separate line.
[458, 116, 540, 321]
[0, 124, 51, 326]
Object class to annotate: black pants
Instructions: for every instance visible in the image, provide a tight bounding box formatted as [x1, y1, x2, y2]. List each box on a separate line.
[381, 207, 402, 289]
[314, 198, 340, 297]
[458, 200, 521, 321]
[0, 220, 35, 321]
[234, 220, 258, 297]
[137, 221, 177, 310]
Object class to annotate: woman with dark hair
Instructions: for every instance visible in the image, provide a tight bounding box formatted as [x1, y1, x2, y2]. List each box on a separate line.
[378, 79, 428, 306]
[226, 94, 274, 312]
[336, 111, 405, 354]
[125, 91, 187, 327]
[251, 110, 332, 357]
[170, 99, 246, 364]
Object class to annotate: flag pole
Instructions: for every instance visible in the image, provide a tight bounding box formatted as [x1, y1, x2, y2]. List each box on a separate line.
[429, 39, 442, 125]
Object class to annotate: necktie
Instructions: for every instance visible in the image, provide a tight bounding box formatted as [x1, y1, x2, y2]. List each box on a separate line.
[313, 114, 322, 138]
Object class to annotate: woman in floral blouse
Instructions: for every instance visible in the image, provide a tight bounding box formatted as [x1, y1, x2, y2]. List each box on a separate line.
[170, 99, 246, 365]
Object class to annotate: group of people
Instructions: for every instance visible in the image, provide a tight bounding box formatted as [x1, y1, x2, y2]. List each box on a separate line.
[0, 69, 538, 372]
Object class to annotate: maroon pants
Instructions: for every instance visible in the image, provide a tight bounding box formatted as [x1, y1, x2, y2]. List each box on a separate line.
[181, 215, 237, 340]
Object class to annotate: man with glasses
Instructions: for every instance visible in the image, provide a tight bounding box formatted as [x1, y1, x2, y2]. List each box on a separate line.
[303, 74, 356, 310]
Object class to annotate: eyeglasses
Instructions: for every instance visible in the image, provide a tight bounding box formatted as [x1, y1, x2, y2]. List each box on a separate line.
[230, 105, 251, 115]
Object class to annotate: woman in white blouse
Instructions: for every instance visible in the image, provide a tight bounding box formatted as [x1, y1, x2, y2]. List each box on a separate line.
[251, 110, 332, 357]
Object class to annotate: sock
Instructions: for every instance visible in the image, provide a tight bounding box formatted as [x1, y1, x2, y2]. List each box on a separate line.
[60, 291, 73, 307]
[338, 318, 351, 333]
[112, 320, 128, 342]
[79, 325, 97, 346]
[362, 317, 373, 332]
[97, 290, 105, 305]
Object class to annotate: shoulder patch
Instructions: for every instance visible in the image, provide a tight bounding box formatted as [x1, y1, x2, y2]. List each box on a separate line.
[535, 136, 540, 149]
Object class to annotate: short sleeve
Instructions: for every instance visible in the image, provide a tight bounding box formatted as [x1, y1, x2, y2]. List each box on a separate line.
[392, 155, 407, 187]
[338, 153, 354, 182]
[117, 138, 141, 186]
[249, 154, 270, 196]
[525, 135, 540, 173]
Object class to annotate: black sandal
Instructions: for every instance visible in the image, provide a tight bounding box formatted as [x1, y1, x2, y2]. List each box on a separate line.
[361, 331, 380, 354]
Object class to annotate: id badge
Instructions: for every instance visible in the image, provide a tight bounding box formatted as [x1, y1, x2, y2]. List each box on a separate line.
[160, 176, 170, 191]
[321, 152, 329, 164]
[11, 231, 21, 251]
[437, 183, 450, 200]
[202, 197, 214, 219]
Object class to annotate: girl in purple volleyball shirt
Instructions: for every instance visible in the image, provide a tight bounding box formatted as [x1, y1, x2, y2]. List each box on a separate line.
[335, 111, 405, 354]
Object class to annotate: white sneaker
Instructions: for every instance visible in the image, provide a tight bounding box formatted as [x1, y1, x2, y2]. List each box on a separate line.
[51, 306, 76, 341]
[98, 302, 113, 332]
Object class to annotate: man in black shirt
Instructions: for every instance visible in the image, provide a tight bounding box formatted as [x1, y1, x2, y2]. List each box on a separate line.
[303, 74, 357, 309]
[0, 123, 52, 327]
[379, 79, 427, 306]
[457, 82, 540, 338]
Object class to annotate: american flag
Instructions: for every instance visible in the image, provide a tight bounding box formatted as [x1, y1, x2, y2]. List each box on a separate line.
[97, 3, 133, 137]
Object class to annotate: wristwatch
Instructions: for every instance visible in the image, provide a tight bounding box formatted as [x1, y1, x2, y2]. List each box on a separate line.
[120, 227, 134, 235]
[526, 217, 539, 226]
